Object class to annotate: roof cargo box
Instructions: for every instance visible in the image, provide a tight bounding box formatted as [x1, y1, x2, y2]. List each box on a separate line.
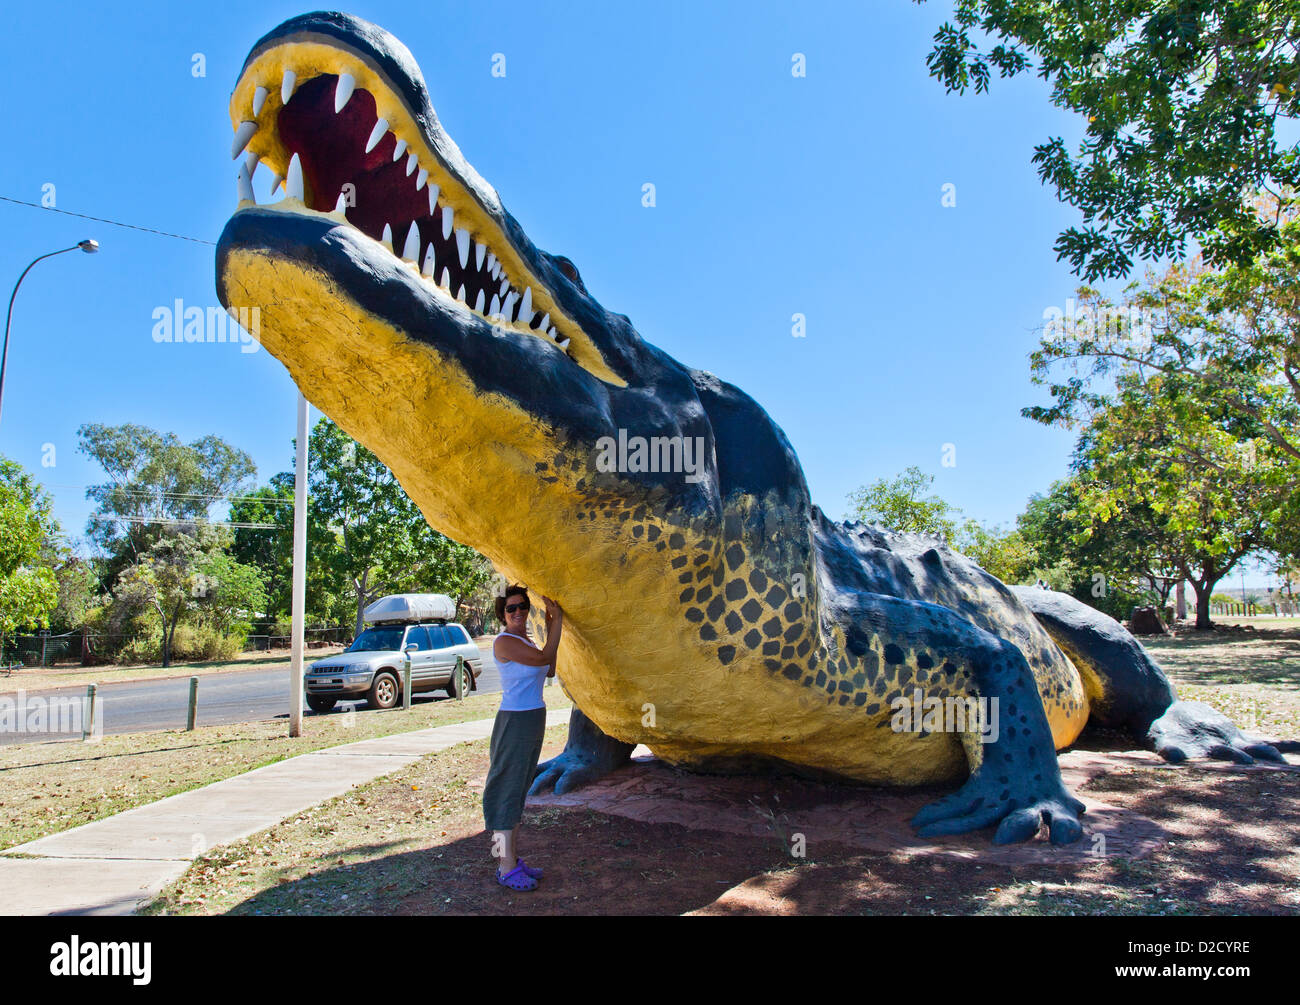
[363, 594, 457, 624]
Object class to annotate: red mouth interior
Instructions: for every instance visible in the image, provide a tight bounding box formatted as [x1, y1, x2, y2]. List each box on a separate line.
[277, 74, 539, 326]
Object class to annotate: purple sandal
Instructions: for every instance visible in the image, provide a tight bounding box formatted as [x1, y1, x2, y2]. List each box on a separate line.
[516, 858, 543, 880]
[496, 863, 538, 891]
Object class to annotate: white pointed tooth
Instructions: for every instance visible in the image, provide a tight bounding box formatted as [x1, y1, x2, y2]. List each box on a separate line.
[406, 152, 418, 176]
[392, 139, 407, 161]
[548, 326, 558, 338]
[281, 70, 297, 104]
[231, 120, 258, 159]
[365, 118, 389, 153]
[252, 86, 268, 117]
[441, 206, 454, 240]
[489, 294, 500, 317]
[244, 151, 260, 177]
[456, 284, 467, 304]
[520, 287, 533, 317]
[499, 277, 510, 298]
[236, 162, 255, 203]
[402, 225, 421, 262]
[439, 267, 450, 290]
[557, 337, 571, 351]
[286, 152, 304, 200]
[486, 252, 497, 273]
[475, 242, 486, 270]
[416, 168, 428, 191]
[335, 72, 356, 112]
[455, 228, 470, 267]
[333, 191, 348, 215]
[428, 183, 439, 216]
[538, 313, 550, 332]
[474, 289, 485, 312]
[503, 291, 518, 318]
[382, 223, 394, 251]
[422, 246, 436, 277]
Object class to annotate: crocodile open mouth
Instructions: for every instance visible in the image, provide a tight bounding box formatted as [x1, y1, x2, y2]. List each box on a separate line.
[226, 28, 620, 380]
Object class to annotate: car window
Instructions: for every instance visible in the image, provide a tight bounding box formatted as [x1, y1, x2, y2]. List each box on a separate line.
[451, 625, 470, 645]
[405, 626, 433, 651]
[427, 626, 451, 649]
[348, 626, 404, 652]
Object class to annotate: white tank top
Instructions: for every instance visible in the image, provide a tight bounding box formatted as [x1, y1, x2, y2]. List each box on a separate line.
[494, 631, 550, 711]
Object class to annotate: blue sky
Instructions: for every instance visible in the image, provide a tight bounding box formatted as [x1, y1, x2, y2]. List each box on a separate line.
[0, 1, 1278, 586]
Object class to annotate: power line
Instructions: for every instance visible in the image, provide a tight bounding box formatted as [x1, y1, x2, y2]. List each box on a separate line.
[106, 515, 279, 530]
[41, 483, 295, 506]
[111, 489, 294, 506]
[0, 195, 215, 246]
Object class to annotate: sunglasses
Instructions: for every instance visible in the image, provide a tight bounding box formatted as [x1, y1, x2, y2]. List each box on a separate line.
[505, 600, 531, 614]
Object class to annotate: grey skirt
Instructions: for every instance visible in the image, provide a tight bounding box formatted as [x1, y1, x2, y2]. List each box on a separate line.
[482, 707, 547, 831]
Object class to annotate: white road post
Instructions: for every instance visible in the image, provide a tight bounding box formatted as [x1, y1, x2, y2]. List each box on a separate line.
[289, 392, 310, 738]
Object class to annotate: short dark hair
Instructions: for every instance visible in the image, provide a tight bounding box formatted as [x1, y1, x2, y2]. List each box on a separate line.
[495, 585, 529, 622]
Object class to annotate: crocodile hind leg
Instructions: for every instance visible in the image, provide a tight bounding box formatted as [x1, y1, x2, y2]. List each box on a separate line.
[839, 592, 1086, 845]
[1012, 586, 1300, 764]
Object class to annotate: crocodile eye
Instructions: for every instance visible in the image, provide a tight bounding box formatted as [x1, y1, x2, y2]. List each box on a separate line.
[553, 256, 586, 293]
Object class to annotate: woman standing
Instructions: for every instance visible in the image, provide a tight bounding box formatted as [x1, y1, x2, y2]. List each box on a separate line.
[485, 585, 561, 891]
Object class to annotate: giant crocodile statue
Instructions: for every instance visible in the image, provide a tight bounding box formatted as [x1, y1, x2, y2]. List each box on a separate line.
[217, 11, 1296, 845]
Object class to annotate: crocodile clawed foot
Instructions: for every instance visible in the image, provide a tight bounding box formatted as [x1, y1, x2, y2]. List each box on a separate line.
[912, 771, 1087, 846]
[1147, 700, 1300, 766]
[529, 750, 613, 795]
[528, 707, 635, 796]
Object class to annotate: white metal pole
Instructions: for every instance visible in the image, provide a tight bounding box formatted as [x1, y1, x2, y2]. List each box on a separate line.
[289, 392, 309, 737]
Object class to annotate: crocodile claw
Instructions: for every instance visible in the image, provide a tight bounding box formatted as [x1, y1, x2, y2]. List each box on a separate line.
[1147, 700, 1300, 765]
[529, 750, 613, 795]
[912, 770, 1087, 845]
[528, 707, 635, 796]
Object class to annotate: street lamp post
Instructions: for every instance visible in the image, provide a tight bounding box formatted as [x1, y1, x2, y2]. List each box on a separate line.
[0, 239, 99, 427]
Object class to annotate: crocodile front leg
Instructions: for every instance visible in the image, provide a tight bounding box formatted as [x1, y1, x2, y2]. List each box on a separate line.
[530, 706, 635, 795]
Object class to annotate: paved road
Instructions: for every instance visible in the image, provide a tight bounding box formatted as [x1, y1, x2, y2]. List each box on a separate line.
[0, 642, 546, 746]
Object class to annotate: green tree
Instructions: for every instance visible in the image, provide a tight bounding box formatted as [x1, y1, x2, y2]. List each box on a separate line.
[951, 518, 1040, 584]
[229, 472, 296, 620]
[1018, 478, 1178, 618]
[847, 466, 960, 537]
[192, 550, 267, 637]
[920, 0, 1300, 279]
[308, 419, 491, 633]
[50, 556, 99, 633]
[0, 458, 60, 656]
[78, 423, 256, 583]
[114, 524, 243, 667]
[1066, 371, 1287, 627]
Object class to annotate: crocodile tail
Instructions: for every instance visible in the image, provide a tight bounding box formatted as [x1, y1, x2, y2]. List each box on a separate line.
[1011, 586, 1176, 735]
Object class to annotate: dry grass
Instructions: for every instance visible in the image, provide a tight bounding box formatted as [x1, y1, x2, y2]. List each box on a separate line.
[0, 691, 574, 850]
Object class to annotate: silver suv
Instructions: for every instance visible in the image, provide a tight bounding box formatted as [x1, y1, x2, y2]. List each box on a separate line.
[305, 621, 481, 712]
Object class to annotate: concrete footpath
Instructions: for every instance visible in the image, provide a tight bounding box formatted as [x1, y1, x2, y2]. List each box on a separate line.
[0, 707, 571, 916]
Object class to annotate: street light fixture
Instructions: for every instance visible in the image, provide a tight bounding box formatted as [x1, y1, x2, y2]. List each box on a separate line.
[0, 239, 99, 427]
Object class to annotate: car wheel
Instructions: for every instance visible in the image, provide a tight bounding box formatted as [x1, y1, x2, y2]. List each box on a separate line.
[368, 671, 400, 710]
[447, 658, 471, 699]
[306, 694, 338, 714]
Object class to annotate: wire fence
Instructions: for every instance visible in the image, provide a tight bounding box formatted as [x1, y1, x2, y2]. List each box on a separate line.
[1208, 601, 1299, 617]
[0, 626, 352, 671]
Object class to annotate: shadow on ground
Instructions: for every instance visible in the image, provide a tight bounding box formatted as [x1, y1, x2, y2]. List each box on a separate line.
[206, 749, 1299, 916]
[1142, 627, 1300, 689]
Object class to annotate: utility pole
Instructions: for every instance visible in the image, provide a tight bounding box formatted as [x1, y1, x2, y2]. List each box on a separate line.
[289, 393, 309, 737]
